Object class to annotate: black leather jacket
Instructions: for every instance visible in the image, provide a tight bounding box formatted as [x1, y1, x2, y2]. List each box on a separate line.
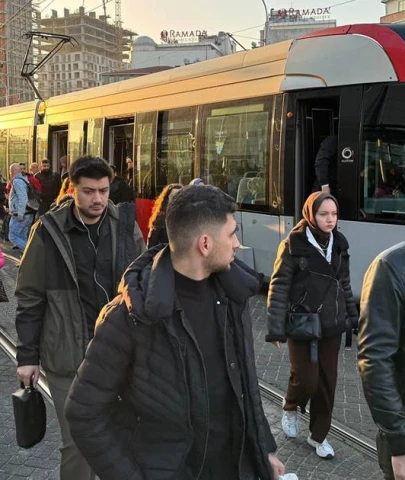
[358, 242, 405, 456]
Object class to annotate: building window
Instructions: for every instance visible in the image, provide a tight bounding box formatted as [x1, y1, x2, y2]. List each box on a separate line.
[74, 72, 80, 79]
[73, 63, 79, 70]
[399, 0, 405, 11]
[77, 81, 82, 88]
[75, 54, 80, 61]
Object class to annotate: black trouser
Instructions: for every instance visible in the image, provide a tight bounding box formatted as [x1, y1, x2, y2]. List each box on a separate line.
[284, 335, 341, 443]
[377, 431, 395, 480]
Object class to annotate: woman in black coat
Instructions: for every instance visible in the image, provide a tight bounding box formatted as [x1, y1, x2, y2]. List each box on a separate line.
[267, 192, 358, 460]
[146, 183, 182, 248]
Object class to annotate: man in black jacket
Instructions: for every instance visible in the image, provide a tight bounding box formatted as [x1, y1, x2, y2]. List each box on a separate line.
[313, 136, 338, 195]
[358, 244, 405, 480]
[65, 185, 284, 480]
[36, 159, 61, 215]
[16, 156, 145, 480]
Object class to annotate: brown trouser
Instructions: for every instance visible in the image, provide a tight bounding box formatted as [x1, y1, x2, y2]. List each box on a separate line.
[284, 335, 341, 443]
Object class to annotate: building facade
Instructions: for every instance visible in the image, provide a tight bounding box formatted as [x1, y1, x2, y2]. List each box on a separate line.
[263, 12, 336, 44]
[131, 32, 236, 69]
[381, 0, 405, 23]
[0, 0, 36, 107]
[37, 7, 137, 98]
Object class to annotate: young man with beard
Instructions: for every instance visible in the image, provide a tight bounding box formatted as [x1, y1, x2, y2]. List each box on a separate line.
[35, 159, 61, 215]
[65, 185, 285, 480]
[15, 156, 145, 480]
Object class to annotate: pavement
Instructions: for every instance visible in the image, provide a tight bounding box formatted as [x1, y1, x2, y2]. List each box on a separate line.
[0, 240, 383, 479]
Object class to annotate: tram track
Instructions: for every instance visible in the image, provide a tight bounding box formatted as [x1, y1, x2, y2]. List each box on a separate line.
[0, 250, 377, 461]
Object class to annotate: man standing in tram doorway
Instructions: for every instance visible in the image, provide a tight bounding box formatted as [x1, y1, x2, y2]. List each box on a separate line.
[65, 185, 285, 480]
[313, 135, 338, 195]
[15, 155, 145, 480]
[358, 245, 405, 480]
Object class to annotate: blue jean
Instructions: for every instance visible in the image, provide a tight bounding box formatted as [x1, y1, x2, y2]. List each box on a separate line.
[9, 214, 33, 250]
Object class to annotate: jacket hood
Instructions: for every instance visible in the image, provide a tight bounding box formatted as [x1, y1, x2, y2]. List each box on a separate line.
[119, 245, 261, 324]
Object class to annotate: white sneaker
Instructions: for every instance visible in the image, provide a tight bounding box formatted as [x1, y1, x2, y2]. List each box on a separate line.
[281, 399, 298, 438]
[279, 474, 299, 480]
[307, 435, 335, 459]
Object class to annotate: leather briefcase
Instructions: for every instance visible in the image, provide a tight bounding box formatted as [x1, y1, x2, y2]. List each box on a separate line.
[12, 382, 46, 448]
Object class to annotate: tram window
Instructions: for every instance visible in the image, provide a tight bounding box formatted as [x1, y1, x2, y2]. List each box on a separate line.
[8, 128, 30, 167]
[201, 101, 270, 205]
[136, 112, 156, 199]
[361, 127, 405, 221]
[156, 107, 196, 193]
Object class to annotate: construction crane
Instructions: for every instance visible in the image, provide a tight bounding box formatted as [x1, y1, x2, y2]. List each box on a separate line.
[115, 0, 123, 63]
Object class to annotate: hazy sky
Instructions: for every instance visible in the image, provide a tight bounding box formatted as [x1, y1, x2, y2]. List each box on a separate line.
[43, 0, 385, 48]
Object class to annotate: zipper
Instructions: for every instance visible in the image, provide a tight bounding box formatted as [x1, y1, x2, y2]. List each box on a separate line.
[178, 310, 210, 480]
[223, 298, 245, 474]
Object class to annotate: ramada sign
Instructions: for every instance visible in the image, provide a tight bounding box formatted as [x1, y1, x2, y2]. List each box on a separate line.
[271, 7, 332, 17]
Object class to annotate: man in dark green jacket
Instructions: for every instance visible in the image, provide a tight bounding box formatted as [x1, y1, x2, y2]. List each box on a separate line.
[15, 155, 145, 480]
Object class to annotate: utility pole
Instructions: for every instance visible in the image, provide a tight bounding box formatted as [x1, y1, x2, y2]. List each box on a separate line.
[260, 0, 270, 45]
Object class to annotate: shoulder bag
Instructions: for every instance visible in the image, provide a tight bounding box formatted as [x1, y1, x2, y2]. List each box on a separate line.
[285, 277, 334, 363]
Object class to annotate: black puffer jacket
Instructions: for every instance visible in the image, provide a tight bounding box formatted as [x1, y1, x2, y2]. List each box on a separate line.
[65, 246, 276, 480]
[266, 224, 358, 342]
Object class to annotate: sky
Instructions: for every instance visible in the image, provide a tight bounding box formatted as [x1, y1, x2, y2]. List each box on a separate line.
[42, 0, 386, 49]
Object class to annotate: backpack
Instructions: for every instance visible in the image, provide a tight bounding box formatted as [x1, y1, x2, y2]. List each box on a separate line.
[14, 177, 41, 212]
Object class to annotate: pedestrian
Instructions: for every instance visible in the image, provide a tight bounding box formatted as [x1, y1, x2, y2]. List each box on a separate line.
[125, 156, 134, 188]
[35, 159, 61, 215]
[266, 191, 358, 459]
[146, 183, 182, 248]
[65, 185, 285, 480]
[8, 163, 34, 251]
[108, 164, 134, 204]
[29, 162, 40, 175]
[15, 155, 146, 480]
[50, 177, 73, 210]
[358, 245, 405, 480]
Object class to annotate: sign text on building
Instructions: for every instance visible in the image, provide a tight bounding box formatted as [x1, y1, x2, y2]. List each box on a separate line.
[271, 7, 331, 18]
[160, 30, 208, 43]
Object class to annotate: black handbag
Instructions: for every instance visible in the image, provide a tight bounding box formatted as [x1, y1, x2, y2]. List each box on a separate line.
[0, 277, 8, 302]
[12, 381, 46, 448]
[286, 278, 334, 363]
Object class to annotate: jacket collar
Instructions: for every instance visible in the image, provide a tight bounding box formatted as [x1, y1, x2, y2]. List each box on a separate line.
[120, 245, 261, 325]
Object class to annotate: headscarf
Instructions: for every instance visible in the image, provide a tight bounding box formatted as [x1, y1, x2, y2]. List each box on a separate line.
[296, 191, 339, 242]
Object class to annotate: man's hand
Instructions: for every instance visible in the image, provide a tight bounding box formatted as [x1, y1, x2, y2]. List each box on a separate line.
[392, 455, 405, 479]
[17, 215, 24, 223]
[268, 453, 285, 480]
[17, 365, 40, 387]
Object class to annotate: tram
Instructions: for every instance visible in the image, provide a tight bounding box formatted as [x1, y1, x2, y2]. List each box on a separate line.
[1, 23, 405, 297]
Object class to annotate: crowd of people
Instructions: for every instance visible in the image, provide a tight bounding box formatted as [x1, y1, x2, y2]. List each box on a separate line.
[0, 154, 402, 480]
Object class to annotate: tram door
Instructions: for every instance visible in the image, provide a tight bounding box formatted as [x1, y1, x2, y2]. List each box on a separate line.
[49, 127, 68, 173]
[108, 123, 134, 178]
[290, 86, 362, 220]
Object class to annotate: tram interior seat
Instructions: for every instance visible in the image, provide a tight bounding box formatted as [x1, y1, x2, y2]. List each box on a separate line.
[236, 176, 265, 204]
